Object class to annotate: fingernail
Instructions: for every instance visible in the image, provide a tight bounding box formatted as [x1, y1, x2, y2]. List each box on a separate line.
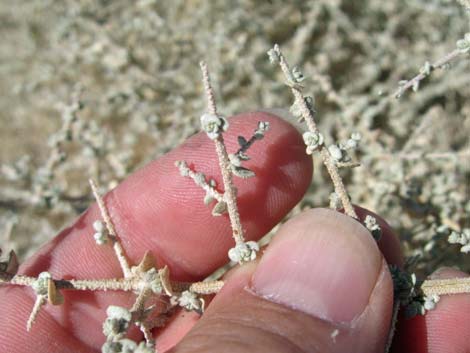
[251, 208, 382, 324]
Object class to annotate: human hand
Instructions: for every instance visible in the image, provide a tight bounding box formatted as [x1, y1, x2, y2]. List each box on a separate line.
[0, 112, 468, 353]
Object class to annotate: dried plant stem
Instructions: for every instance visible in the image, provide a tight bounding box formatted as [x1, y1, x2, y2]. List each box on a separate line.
[131, 286, 151, 313]
[320, 149, 357, 217]
[336, 161, 361, 169]
[130, 286, 155, 347]
[26, 295, 47, 332]
[189, 280, 224, 294]
[89, 178, 132, 278]
[179, 165, 224, 202]
[1, 177, 225, 335]
[0, 273, 222, 295]
[66, 278, 137, 291]
[393, 49, 462, 98]
[139, 322, 154, 347]
[366, 150, 470, 162]
[422, 277, 470, 296]
[214, 141, 246, 244]
[274, 46, 358, 219]
[199, 61, 247, 244]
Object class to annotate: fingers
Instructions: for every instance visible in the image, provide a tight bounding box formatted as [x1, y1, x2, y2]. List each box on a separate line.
[0, 111, 313, 352]
[170, 208, 395, 353]
[156, 205, 403, 350]
[22, 111, 312, 281]
[392, 268, 470, 353]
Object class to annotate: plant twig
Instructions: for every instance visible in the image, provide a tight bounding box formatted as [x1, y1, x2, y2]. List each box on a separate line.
[26, 295, 47, 332]
[174, 161, 224, 203]
[270, 45, 358, 219]
[89, 178, 132, 278]
[393, 49, 463, 98]
[0, 273, 222, 295]
[422, 277, 470, 296]
[199, 61, 248, 244]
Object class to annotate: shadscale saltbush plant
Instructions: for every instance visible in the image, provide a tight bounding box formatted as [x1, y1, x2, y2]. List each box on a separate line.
[0, 1, 469, 352]
[0, 47, 469, 353]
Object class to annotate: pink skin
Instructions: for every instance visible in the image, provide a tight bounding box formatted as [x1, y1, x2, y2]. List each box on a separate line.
[391, 268, 470, 353]
[0, 111, 468, 353]
[0, 112, 313, 352]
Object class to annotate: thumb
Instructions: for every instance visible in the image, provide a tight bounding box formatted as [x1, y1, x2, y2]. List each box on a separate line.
[171, 208, 394, 353]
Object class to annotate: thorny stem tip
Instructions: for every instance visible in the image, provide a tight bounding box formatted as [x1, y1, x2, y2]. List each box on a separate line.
[272, 45, 358, 219]
[393, 48, 463, 98]
[89, 178, 132, 278]
[199, 61, 247, 244]
[26, 295, 47, 332]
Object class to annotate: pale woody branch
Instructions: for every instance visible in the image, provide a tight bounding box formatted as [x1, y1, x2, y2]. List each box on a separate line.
[175, 62, 269, 264]
[394, 31, 469, 98]
[0, 178, 225, 345]
[175, 160, 224, 203]
[89, 178, 132, 278]
[422, 277, 470, 297]
[269, 44, 358, 219]
[0, 273, 223, 295]
[199, 61, 247, 245]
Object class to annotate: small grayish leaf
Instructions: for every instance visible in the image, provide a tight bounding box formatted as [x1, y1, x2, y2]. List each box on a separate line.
[204, 193, 214, 205]
[212, 201, 227, 216]
[232, 165, 255, 178]
[238, 136, 247, 147]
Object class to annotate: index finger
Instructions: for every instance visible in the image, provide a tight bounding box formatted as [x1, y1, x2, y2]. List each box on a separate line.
[0, 111, 313, 351]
